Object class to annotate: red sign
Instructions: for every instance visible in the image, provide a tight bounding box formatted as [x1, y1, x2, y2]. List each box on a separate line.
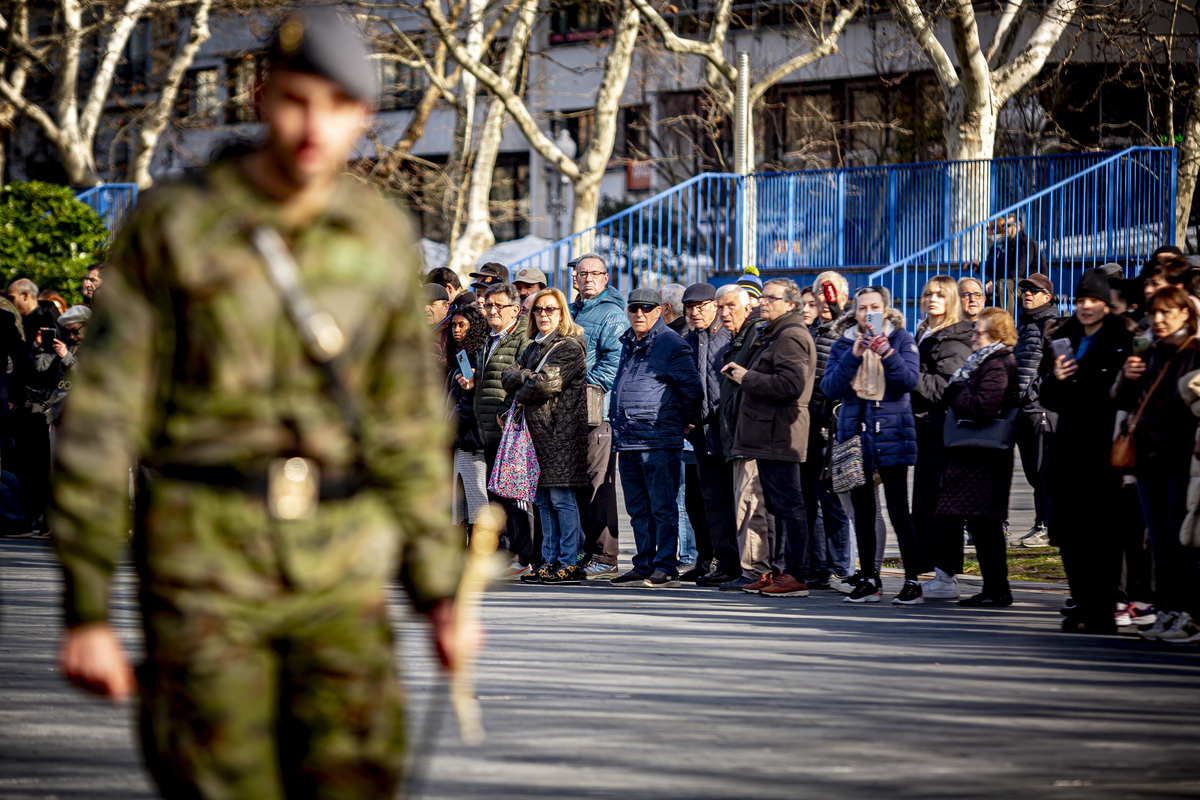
[627, 161, 651, 191]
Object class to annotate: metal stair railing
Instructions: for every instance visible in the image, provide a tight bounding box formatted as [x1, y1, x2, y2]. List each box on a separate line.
[75, 184, 139, 245]
[867, 146, 1177, 329]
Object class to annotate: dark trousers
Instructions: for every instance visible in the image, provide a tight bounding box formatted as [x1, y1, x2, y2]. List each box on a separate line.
[575, 422, 620, 566]
[484, 438, 534, 565]
[1117, 482, 1152, 603]
[9, 410, 50, 523]
[1015, 415, 1052, 527]
[618, 449, 681, 576]
[1137, 475, 1199, 614]
[913, 424, 963, 575]
[757, 459, 810, 581]
[851, 466, 919, 580]
[694, 453, 740, 575]
[966, 515, 1010, 596]
[683, 460, 710, 565]
[800, 437, 849, 580]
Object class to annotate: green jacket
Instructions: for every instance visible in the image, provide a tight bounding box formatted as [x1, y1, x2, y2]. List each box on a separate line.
[49, 157, 463, 625]
[474, 318, 532, 449]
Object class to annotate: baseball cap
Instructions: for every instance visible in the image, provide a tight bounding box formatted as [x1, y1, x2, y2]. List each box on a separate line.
[469, 262, 509, 289]
[1017, 273, 1054, 295]
[512, 267, 548, 286]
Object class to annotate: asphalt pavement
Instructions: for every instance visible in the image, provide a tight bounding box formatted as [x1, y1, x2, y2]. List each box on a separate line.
[3, 537, 1200, 800]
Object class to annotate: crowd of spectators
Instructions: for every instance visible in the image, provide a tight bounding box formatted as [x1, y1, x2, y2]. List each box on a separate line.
[0, 265, 102, 536]
[425, 249, 1196, 643]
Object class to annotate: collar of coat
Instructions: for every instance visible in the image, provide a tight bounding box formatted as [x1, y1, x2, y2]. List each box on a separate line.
[621, 316, 667, 351]
[833, 307, 906, 340]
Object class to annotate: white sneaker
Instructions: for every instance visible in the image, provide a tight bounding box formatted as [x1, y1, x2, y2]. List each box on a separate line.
[503, 557, 531, 580]
[920, 568, 960, 599]
[1159, 612, 1200, 643]
[1139, 611, 1180, 640]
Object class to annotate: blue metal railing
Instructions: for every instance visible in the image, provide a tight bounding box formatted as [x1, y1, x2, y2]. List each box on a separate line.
[869, 147, 1177, 328]
[74, 184, 138, 244]
[509, 151, 1128, 293]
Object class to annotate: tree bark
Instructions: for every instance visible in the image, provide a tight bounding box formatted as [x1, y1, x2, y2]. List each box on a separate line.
[1176, 81, 1200, 249]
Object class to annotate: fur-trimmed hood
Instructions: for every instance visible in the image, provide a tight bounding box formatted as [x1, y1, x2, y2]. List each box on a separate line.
[834, 306, 907, 340]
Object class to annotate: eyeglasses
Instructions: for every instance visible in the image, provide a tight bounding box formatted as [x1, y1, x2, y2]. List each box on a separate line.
[577, 271, 607, 279]
[532, 306, 561, 316]
[760, 294, 787, 304]
[627, 304, 658, 314]
[482, 302, 515, 311]
[684, 301, 714, 312]
[961, 292, 983, 300]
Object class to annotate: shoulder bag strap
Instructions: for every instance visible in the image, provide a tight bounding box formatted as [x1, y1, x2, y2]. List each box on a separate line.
[1127, 336, 1195, 430]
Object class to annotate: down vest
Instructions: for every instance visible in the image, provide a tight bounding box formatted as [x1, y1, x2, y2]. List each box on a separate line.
[501, 331, 589, 488]
[473, 319, 533, 449]
[611, 318, 702, 451]
[1015, 301, 1058, 406]
[731, 311, 816, 463]
[820, 309, 920, 470]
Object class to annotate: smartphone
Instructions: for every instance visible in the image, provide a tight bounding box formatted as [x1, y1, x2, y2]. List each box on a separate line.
[1050, 337, 1074, 362]
[1132, 336, 1152, 358]
[821, 281, 839, 307]
[38, 328, 56, 354]
[456, 350, 474, 380]
[865, 311, 884, 335]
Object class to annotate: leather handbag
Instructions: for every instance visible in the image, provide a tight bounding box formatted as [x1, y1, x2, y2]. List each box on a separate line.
[1111, 336, 1194, 472]
[943, 406, 1020, 450]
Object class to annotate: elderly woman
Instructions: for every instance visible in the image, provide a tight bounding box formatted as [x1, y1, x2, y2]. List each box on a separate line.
[936, 308, 1020, 607]
[821, 285, 921, 605]
[502, 288, 590, 585]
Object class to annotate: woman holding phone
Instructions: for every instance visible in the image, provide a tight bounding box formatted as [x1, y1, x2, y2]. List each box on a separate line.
[446, 305, 491, 536]
[820, 285, 922, 604]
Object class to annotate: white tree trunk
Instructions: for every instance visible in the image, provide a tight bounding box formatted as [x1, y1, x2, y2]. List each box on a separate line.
[1176, 82, 1200, 250]
[447, 96, 508, 275]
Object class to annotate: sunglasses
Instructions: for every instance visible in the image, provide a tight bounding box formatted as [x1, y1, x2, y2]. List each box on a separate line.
[627, 304, 658, 314]
[532, 306, 561, 316]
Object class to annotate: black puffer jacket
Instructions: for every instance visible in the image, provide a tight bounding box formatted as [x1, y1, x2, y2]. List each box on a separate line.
[501, 331, 589, 488]
[1112, 330, 1200, 479]
[719, 309, 766, 459]
[911, 319, 974, 423]
[810, 308, 849, 426]
[1015, 302, 1058, 404]
[686, 320, 731, 456]
[473, 320, 533, 449]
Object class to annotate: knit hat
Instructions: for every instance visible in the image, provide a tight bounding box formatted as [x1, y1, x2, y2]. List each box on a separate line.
[1073, 269, 1111, 305]
[736, 266, 763, 298]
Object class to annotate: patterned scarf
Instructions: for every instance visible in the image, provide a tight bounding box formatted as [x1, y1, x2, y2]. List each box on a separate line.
[949, 341, 1005, 385]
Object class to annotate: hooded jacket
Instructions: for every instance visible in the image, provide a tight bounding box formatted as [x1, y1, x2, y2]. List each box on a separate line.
[731, 310, 816, 463]
[820, 308, 920, 470]
[610, 317, 702, 451]
[686, 319, 731, 456]
[570, 285, 630, 402]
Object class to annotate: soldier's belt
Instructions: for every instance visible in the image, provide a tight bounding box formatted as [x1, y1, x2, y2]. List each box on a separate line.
[155, 462, 366, 519]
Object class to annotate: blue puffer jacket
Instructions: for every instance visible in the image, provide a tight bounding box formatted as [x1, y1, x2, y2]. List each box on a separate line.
[570, 285, 630, 401]
[611, 318, 702, 451]
[820, 309, 920, 470]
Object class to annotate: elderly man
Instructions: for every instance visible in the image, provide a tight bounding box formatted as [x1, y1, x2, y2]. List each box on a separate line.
[724, 279, 817, 598]
[8, 278, 59, 344]
[682, 282, 741, 587]
[715, 284, 782, 591]
[610, 287, 702, 588]
[424, 283, 450, 327]
[569, 253, 630, 578]
[959, 277, 985, 322]
[512, 267, 548, 307]
[659, 283, 688, 335]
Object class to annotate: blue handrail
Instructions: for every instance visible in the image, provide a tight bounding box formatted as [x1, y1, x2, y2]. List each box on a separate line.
[74, 184, 138, 244]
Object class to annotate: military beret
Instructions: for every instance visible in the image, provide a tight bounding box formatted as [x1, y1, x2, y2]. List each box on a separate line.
[269, 7, 379, 103]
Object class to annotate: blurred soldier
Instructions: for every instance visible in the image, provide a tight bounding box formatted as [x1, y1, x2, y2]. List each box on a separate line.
[50, 8, 467, 799]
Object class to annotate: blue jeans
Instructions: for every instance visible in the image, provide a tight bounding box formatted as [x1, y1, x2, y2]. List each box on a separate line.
[1137, 475, 1199, 614]
[677, 477, 698, 565]
[536, 487, 585, 566]
[618, 449, 681, 576]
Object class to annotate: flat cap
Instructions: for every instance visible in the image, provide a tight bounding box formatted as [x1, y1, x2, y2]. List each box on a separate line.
[627, 287, 661, 307]
[269, 7, 378, 102]
[423, 283, 449, 303]
[512, 267, 548, 286]
[1017, 273, 1054, 295]
[682, 283, 716, 304]
[57, 304, 92, 327]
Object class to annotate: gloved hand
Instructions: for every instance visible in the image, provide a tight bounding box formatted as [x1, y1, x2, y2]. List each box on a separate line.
[866, 334, 894, 358]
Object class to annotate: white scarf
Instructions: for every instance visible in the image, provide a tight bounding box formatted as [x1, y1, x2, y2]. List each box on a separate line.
[949, 342, 1005, 385]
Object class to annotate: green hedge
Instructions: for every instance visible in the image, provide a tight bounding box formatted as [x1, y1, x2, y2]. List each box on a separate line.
[0, 181, 109, 306]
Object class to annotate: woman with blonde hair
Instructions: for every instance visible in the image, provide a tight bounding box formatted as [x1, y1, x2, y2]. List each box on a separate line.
[912, 275, 976, 600]
[937, 307, 1019, 607]
[501, 288, 591, 584]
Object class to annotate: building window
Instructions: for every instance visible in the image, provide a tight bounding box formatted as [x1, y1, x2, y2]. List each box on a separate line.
[549, 0, 611, 44]
[186, 68, 220, 118]
[615, 105, 650, 161]
[226, 55, 262, 123]
[378, 59, 427, 110]
[784, 92, 836, 167]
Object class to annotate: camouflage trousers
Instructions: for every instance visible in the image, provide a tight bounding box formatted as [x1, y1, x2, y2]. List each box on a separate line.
[137, 584, 406, 800]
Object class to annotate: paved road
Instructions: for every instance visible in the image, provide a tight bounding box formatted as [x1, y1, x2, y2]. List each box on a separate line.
[3, 538, 1199, 800]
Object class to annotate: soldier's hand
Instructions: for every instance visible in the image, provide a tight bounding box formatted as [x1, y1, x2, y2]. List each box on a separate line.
[428, 599, 482, 673]
[59, 623, 135, 703]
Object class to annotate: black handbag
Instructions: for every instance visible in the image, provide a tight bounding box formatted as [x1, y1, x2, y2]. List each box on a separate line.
[943, 406, 1020, 450]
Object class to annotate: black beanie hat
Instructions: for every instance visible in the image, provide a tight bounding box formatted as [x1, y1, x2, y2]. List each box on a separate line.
[1074, 269, 1111, 305]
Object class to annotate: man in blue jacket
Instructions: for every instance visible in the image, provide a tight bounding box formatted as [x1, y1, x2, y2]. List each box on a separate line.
[569, 253, 631, 578]
[610, 287, 702, 589]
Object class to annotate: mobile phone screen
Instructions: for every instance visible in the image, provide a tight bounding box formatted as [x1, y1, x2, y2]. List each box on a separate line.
[456, 350, 474, 379]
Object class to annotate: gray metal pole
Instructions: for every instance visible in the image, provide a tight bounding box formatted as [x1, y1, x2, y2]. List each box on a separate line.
[735, 52, 750, 176]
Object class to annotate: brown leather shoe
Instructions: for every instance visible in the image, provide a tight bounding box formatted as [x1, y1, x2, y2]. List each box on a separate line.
[742, 572, 775, 593]
[758, 573, 809, 597]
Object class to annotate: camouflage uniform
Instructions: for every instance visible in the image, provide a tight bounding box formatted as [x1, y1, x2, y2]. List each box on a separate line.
[49, 156, 462, 800]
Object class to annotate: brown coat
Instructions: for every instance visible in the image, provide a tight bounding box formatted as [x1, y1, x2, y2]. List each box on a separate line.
[731, 311, 816, 463]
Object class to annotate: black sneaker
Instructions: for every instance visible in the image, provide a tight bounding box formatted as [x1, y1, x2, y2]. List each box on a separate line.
[718, 576, 758, 592]
[830, 570, 863, 594]
[611, 570, 649, 588]
[958, 592, 1013, 608]
[844, 577, 881, 603]
[642, 570, 681, 589]
[696, 570, 738, 587]
[521, 563, 556, 584]
[892, 580, 924, 605]
[543, 564, 583, 585]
